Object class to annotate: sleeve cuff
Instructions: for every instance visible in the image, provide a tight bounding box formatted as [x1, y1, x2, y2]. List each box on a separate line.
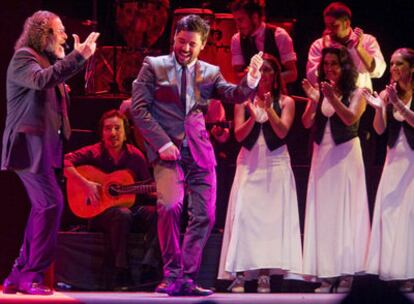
[158, 141, 174, 153]
[247, 72, 261, 89]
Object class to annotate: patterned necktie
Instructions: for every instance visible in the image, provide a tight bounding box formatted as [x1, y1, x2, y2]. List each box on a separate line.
[180, 65, 187, 112]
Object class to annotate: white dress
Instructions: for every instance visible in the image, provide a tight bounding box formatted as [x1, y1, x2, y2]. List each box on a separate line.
[302, 120, 371, 278]
[218, 129, 303, 280]
[367, 128, 414, 280]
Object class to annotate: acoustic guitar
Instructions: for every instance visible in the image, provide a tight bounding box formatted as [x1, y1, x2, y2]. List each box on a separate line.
[66, 165, 156, 219]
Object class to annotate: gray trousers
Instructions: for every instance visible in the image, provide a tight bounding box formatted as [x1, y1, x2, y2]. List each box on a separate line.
[154, 147, 216, 281]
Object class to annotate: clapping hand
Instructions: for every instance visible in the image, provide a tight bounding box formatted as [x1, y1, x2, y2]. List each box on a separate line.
[263, 92, 273, 109]
[385, 83, 399, 105]
[320, 81, 338, 102]
[348, 27, 363, 49]
[302, 78, 320, 102]
[73, 32, 100, 60]
[255, 93, 272, 109]
[246, 101, 258, 121]
[362, 89, 383, 110]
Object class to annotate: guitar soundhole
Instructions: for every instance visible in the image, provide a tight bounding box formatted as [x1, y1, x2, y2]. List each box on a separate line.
[108, 184, 120, 197]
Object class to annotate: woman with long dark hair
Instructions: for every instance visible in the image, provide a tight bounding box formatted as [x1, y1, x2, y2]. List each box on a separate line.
[301, 46, 370, 293]
[365, 48, 414, 292]
[218, 53, 302, 293]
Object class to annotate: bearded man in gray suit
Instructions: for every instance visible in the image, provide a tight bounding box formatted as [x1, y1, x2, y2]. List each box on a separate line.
[1, 10, 99, 295]
[131, 14, 263, 296]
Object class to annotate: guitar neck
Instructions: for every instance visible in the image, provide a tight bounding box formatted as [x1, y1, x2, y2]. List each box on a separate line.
[113, 183, 156, 195]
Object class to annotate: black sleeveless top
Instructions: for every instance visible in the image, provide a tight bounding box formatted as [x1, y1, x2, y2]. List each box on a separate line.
[386, 100, 414, 149]
[313, 94, 359, 145]
[241, 98, 286, 151]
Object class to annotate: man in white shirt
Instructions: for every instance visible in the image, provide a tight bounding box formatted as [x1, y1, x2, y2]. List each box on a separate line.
[306, 1, 386, 91]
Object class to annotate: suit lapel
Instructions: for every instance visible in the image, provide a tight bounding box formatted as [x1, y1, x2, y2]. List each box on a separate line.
[19, 47, 72, 140]
[191, 61, 209, 113]
[194, 61, 203, 106]
[164, 55, 178, 89]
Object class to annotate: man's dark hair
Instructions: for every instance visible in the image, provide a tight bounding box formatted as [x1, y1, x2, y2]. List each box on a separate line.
[98, 109, 130, 141]
[323, 2, 352, 20]
[229, 0, 264, 19]
[175, 14, 210, 43]
[15, 10, 59, 53]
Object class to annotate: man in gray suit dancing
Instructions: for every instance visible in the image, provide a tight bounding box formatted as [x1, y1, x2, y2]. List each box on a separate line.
[131, 14, 263, 296]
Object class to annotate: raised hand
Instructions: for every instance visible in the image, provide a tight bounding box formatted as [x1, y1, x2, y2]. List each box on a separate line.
[362, 89, 383, 110]
[320, 81, 337, 102]
[246, 101, 258, 121]
[302, 78, 320, 102]
[248, 51, 263, 79]
[348, 27, 363, 49]
[263, 92, 273, 109]
[385, 83, 399, 105]
[73, 32, 100, 60]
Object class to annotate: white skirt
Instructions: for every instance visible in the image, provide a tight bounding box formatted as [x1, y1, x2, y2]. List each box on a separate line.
[218, 132, 303, 280]
[302, 124, 370, 278]
[366, 130, 414, 280]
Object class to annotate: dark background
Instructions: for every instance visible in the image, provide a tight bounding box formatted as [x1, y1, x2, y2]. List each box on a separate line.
[0, 0, 413, 282]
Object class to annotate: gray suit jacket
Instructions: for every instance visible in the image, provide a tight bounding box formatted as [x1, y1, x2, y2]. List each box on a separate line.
[131, 54, 255, 168]
[1, 48, 85, 173]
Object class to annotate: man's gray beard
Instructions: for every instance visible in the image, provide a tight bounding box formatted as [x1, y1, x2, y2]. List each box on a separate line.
[45, 44, 65, 59]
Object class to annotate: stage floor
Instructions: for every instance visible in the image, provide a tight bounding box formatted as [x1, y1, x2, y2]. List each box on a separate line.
[0, 291, 413, 304]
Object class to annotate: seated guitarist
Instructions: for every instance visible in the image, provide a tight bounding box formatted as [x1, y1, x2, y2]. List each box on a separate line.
[64, 109, 159, 291]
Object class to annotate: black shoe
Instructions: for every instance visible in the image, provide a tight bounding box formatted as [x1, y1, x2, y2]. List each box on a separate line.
[155, 278, 175, 294]
[168, 279, 213, 296]
[19, 282, 53, 295]
[2, 278, 18, 294]
[183, 283, 213, 296]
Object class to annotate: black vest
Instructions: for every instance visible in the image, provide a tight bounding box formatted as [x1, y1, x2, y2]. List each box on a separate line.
[240, 25, 281, 70]
[241, 99, 286, 151]
[386, 101, 414, 149]
[313, 95, 359, 145]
